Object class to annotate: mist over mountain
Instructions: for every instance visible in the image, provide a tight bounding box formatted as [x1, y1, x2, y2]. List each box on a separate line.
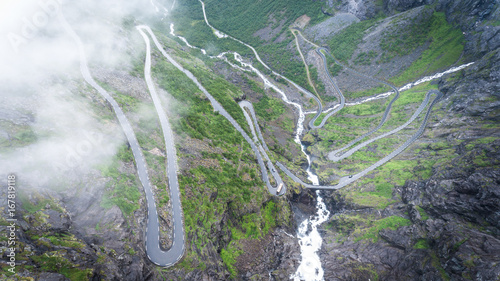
[1, 0, 498, 280]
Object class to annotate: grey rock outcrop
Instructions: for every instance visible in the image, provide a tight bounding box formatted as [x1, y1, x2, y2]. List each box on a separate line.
[386, 0, 429, 13]
[317, 0, 500, 279]
[436, 0, 500, 56]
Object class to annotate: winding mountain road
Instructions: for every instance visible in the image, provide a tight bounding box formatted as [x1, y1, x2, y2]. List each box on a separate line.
[308, 48, 346, 129]
[239, 101, 284, 188]
[189, 2, 459, 195]
[137, 26, 286, 196]
[291, 29, 321, 101]
[137, 26, 185, 267]
[61, 0, 475, 268]
[320, 46, 402, 157]
[277, 90, 443, 189]
[240, 101, 270, 152]
[59, 13, 183, 267]
[196, 3, 436, 192]
[293, 27, 401, 138]
[328, 90, 436, 162]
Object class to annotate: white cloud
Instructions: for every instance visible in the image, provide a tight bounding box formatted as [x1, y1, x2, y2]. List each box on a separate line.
[0, 0, 169, 188]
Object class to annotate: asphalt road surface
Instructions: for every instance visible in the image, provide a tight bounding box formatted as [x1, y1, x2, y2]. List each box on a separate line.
[137, 26, 185, 267]
[239, 101, 284, 189]
[277, 90, 442, 189]
[137, 26, 286, 196]
[292, 28, 403, 145]
[329, 90, 435, 162]
[60, 14, 183, 267]
[308, 48, 345, 129]
[316, 47, 402, 155]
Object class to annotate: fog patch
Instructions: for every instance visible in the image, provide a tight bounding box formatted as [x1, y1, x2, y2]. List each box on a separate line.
[0, 0, 169, 189]
[0, 83, 124, 188]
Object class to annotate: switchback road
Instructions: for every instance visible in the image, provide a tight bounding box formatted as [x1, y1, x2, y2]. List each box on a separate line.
[328, 90, 435, 162]
[239, 101, 284, 189]
[277, 90, 442, 189]
[308, 48, 345, 129]
[137, 26, 286, 196]
[60, 13, 182, 267]
[137, 26, 185, 267]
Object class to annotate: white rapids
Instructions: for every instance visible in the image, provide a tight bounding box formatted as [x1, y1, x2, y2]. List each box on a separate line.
[168, 5, 474, 279]
[291, 190, 330, 281]
[169, 23, 207, 54]
[305, 61, 475, 115]
[169, 14, 328, 279]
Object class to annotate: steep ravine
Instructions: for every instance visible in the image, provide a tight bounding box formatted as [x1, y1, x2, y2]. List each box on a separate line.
[168, 0, 500, 279]
[2, 0, 498, 280]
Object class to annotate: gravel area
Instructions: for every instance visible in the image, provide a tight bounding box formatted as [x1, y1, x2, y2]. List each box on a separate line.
[304, 12, 359, 44]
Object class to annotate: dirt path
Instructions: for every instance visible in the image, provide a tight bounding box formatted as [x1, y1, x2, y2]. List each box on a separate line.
[291, 29, 322, 103]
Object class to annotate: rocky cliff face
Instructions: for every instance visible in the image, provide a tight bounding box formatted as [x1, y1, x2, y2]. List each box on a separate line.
[386, 0, 429, 13]
[437, 0, 500, 56]
[319, 58, 499, 281]
[0, 27, 302, 280]
[317, 0, 500, 280]
[2, 0, 498, 280]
